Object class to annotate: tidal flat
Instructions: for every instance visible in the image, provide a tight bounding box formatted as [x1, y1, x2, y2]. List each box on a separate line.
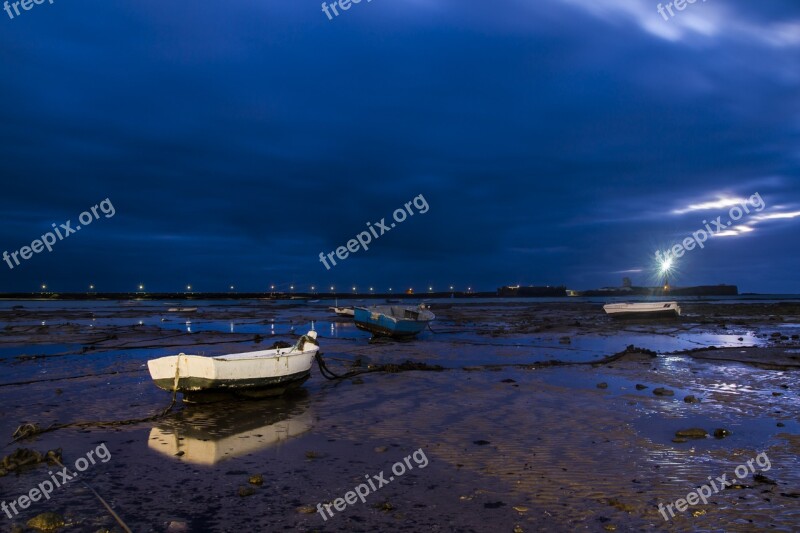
[1, 299, 799, 532]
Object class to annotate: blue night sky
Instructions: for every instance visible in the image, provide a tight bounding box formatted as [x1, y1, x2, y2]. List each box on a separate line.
[1, 0, 798, 293]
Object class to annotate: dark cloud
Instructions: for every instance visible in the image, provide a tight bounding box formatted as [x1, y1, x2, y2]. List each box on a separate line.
[1, 0, 798, 292]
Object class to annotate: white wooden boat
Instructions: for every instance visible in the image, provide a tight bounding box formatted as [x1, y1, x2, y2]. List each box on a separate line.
[603, 301, 681, 318]
[329, 306, 354, 317]
[147, 331, 319, 399]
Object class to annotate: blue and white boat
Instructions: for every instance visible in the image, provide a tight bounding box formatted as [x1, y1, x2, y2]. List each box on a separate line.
[353, 305, 434, 338]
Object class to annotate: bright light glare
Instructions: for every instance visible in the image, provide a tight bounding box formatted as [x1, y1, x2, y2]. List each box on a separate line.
[672, 197, 745, 215]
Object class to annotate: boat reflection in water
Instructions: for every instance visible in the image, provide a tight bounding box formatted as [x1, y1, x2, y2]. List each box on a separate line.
[148, 393, 313, 465]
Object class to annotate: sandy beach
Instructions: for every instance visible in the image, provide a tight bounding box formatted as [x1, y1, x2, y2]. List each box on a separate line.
[1, 298, 799, 532]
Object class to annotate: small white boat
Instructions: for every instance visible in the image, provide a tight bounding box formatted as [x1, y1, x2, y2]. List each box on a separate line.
[147, 331, 319, 400]
[329, 306, 354, 317]
[603, 301, 681, 319]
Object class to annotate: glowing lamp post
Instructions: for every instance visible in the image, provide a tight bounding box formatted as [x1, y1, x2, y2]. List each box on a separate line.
[660, 258, 673, 292]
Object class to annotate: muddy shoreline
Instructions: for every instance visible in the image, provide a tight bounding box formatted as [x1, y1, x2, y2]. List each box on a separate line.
[1, 300, 799, 532]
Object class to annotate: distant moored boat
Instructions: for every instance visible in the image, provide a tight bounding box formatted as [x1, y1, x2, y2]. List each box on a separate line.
[603, 301, 681, 319]
[329, 306, 354, 317]
[354, 304, 435, 338]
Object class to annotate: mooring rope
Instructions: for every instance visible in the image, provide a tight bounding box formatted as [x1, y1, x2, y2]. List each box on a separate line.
[6, 367, 180, 448]
[314, 352, 445, 380]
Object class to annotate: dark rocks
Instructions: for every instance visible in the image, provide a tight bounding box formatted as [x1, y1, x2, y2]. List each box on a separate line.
[653, 387, 674, 396]
[597, 382, 608, 389]
[374, 501, 395, 511]
[713, 428, 732, 439]
[484, 501, 506, 509]
[622, 345, 657, 357]
[1, 448, 61, 477]
[635, 384, 648, 390]
[607, 498, 634, 512]
[675, 428, 708, 438]
[753, 473, 777, 485]
[26, 513, 65, 532]
[683, 395, 700, 403]
[473, 440, 491, 446]
[238, 486, 256, 497]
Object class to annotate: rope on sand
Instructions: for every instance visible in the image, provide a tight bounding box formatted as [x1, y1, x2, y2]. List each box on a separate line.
[6, 363, 181, 448]
[0, 369, 143, 388]
[314, 352, 445, 381]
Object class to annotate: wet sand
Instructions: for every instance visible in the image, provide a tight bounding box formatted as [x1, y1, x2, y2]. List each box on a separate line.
[1, 299, 799, 532]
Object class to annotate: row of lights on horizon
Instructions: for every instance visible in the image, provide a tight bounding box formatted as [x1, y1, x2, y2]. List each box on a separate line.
[36, 284, 474, 293]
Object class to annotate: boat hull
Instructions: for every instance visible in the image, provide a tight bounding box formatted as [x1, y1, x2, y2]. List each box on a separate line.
[603, 302, 681, 319]
[147, 334, 318, 395]
[150, 369, 311, 393]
